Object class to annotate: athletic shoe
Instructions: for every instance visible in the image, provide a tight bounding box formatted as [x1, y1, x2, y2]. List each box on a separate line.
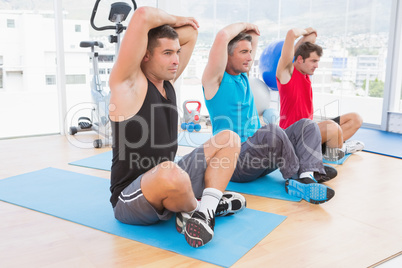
[176, 211, 191, 234]
[185, 210, 215, 248]
[215, 191, 246, 217]
[344, 140, 365, 154]
[323, 146, 345, 162]
[176, 191, 246, 234]
[314, 165, 338, 183]
[285, 176, 335, 204]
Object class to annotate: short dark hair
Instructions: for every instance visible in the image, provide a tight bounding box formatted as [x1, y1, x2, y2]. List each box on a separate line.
[147, 25, 179, 53]
[228, 32, 252, 55]
[294, 42, 323, 61]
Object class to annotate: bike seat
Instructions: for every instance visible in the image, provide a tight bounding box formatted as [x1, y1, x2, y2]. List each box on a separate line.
[80, 41, 104, 48]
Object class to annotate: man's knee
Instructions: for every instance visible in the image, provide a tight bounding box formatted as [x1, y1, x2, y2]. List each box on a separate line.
[341, 112, 363, 127]
[152, 162, 191, 191]
[321, 120, 341, 135]
[297, 118, 320, 134]
[213, 130, 241, 149]
[351, 112, 363, 128]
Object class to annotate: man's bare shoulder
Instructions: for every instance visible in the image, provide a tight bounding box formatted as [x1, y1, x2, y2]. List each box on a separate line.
[277, 63, 294, 85]
[109, 73, 148, 121]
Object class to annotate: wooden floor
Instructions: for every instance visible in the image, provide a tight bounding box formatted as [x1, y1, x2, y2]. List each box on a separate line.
[1, 133, 401, 267]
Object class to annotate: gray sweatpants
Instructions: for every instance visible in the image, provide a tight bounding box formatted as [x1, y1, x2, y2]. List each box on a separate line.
[231, 119, 325, 182]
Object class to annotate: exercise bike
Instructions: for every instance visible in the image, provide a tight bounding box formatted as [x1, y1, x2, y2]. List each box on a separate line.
[69, 0, 137, 148]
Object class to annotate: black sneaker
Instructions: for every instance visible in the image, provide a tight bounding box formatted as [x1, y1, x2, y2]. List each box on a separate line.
[216, 191, 246, 217]
[176, 212, 191, 234]
[285, 176, 335, 204]
[185, 210, 215, 248]
[314, 165, 338, 183]
[176, 192, 246, 234]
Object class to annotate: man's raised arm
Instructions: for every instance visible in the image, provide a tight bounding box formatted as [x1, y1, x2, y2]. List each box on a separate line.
[173, 24, 199, 83]
[108, 7, 198, 119]
[202, 22, 260, 100]
[276, 27, 317, 84]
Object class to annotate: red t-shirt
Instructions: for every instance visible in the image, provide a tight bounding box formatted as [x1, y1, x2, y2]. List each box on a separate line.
[277, 67, 313, 129]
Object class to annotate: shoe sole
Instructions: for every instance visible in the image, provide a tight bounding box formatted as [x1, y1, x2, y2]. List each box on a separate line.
[286, 180, 335, 204]
[176, 213, 190, 234]
[185, 218, 213, 248]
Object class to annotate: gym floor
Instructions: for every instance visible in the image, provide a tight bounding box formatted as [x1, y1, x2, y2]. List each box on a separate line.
[0, 133, 401, 267]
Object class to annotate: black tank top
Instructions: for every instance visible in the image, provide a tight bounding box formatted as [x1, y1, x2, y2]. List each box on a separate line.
[110, 80, 178, 207]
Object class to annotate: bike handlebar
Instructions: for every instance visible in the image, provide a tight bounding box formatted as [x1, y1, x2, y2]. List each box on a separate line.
[90, 0, 137, 31]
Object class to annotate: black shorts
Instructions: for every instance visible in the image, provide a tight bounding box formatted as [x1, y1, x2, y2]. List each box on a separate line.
[332, 116, 341, 125]
[113, 145, 207, 225]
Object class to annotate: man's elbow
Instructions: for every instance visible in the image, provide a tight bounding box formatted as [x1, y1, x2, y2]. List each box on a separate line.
[131, 6, 151, 25]
[188, 25, 199, 39]
[287, 29, 298, 40]
[215, 30, 231, 43]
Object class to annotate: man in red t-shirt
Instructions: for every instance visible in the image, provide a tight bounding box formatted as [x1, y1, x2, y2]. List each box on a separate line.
[276, 27, 364, 161]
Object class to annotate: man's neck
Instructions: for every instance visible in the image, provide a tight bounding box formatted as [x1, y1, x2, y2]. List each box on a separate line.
[225, 67, 241, 76]
[293, 63, 307, 75]
[147, 76, 164, 88]
[147, 76, 167, 98]
[142, 64, 165, 90]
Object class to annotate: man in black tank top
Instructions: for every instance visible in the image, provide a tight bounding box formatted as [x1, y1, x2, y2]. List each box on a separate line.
[108, 7, 245, 248]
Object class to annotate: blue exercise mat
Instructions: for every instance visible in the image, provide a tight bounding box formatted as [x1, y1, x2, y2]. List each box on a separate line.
[323, 153, 352, 165]
[226, 169, 301, 202]
[69, 151, 182, 171]
[0, 167, 286, 267]
[69, 131, 212, 170]
[69, 131, 213, 171]
[70, 152, 300, 202]
[70, 150, 113, 171]
[350, 127, 402, 159]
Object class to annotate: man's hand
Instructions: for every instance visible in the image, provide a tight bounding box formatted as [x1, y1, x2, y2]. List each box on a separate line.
[304, 27, 317, 37]
[243, 22, 261, 36]
[172, 16, 199, 30]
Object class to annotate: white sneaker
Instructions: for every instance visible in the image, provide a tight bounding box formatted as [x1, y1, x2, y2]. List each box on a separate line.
[176, 191, 246, 234]
[215, 191, 247, 217]
[344, 140, 365, 154]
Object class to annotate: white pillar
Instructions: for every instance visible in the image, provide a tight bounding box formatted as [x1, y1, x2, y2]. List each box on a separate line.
[53, 0, 67, 135]
[382, 0, 402, 130]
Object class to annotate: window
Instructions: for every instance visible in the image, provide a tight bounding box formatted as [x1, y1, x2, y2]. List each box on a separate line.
[170, 0, 394, 126]
[0, 0, 399, 138]
[66, 74, 86, 85]
[7, 19, 15, 28]
[0, 56, 3, 89]
[0, 1, 58, 138]
[0, 68, 3, 89]
[46, 75, 56, 85]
